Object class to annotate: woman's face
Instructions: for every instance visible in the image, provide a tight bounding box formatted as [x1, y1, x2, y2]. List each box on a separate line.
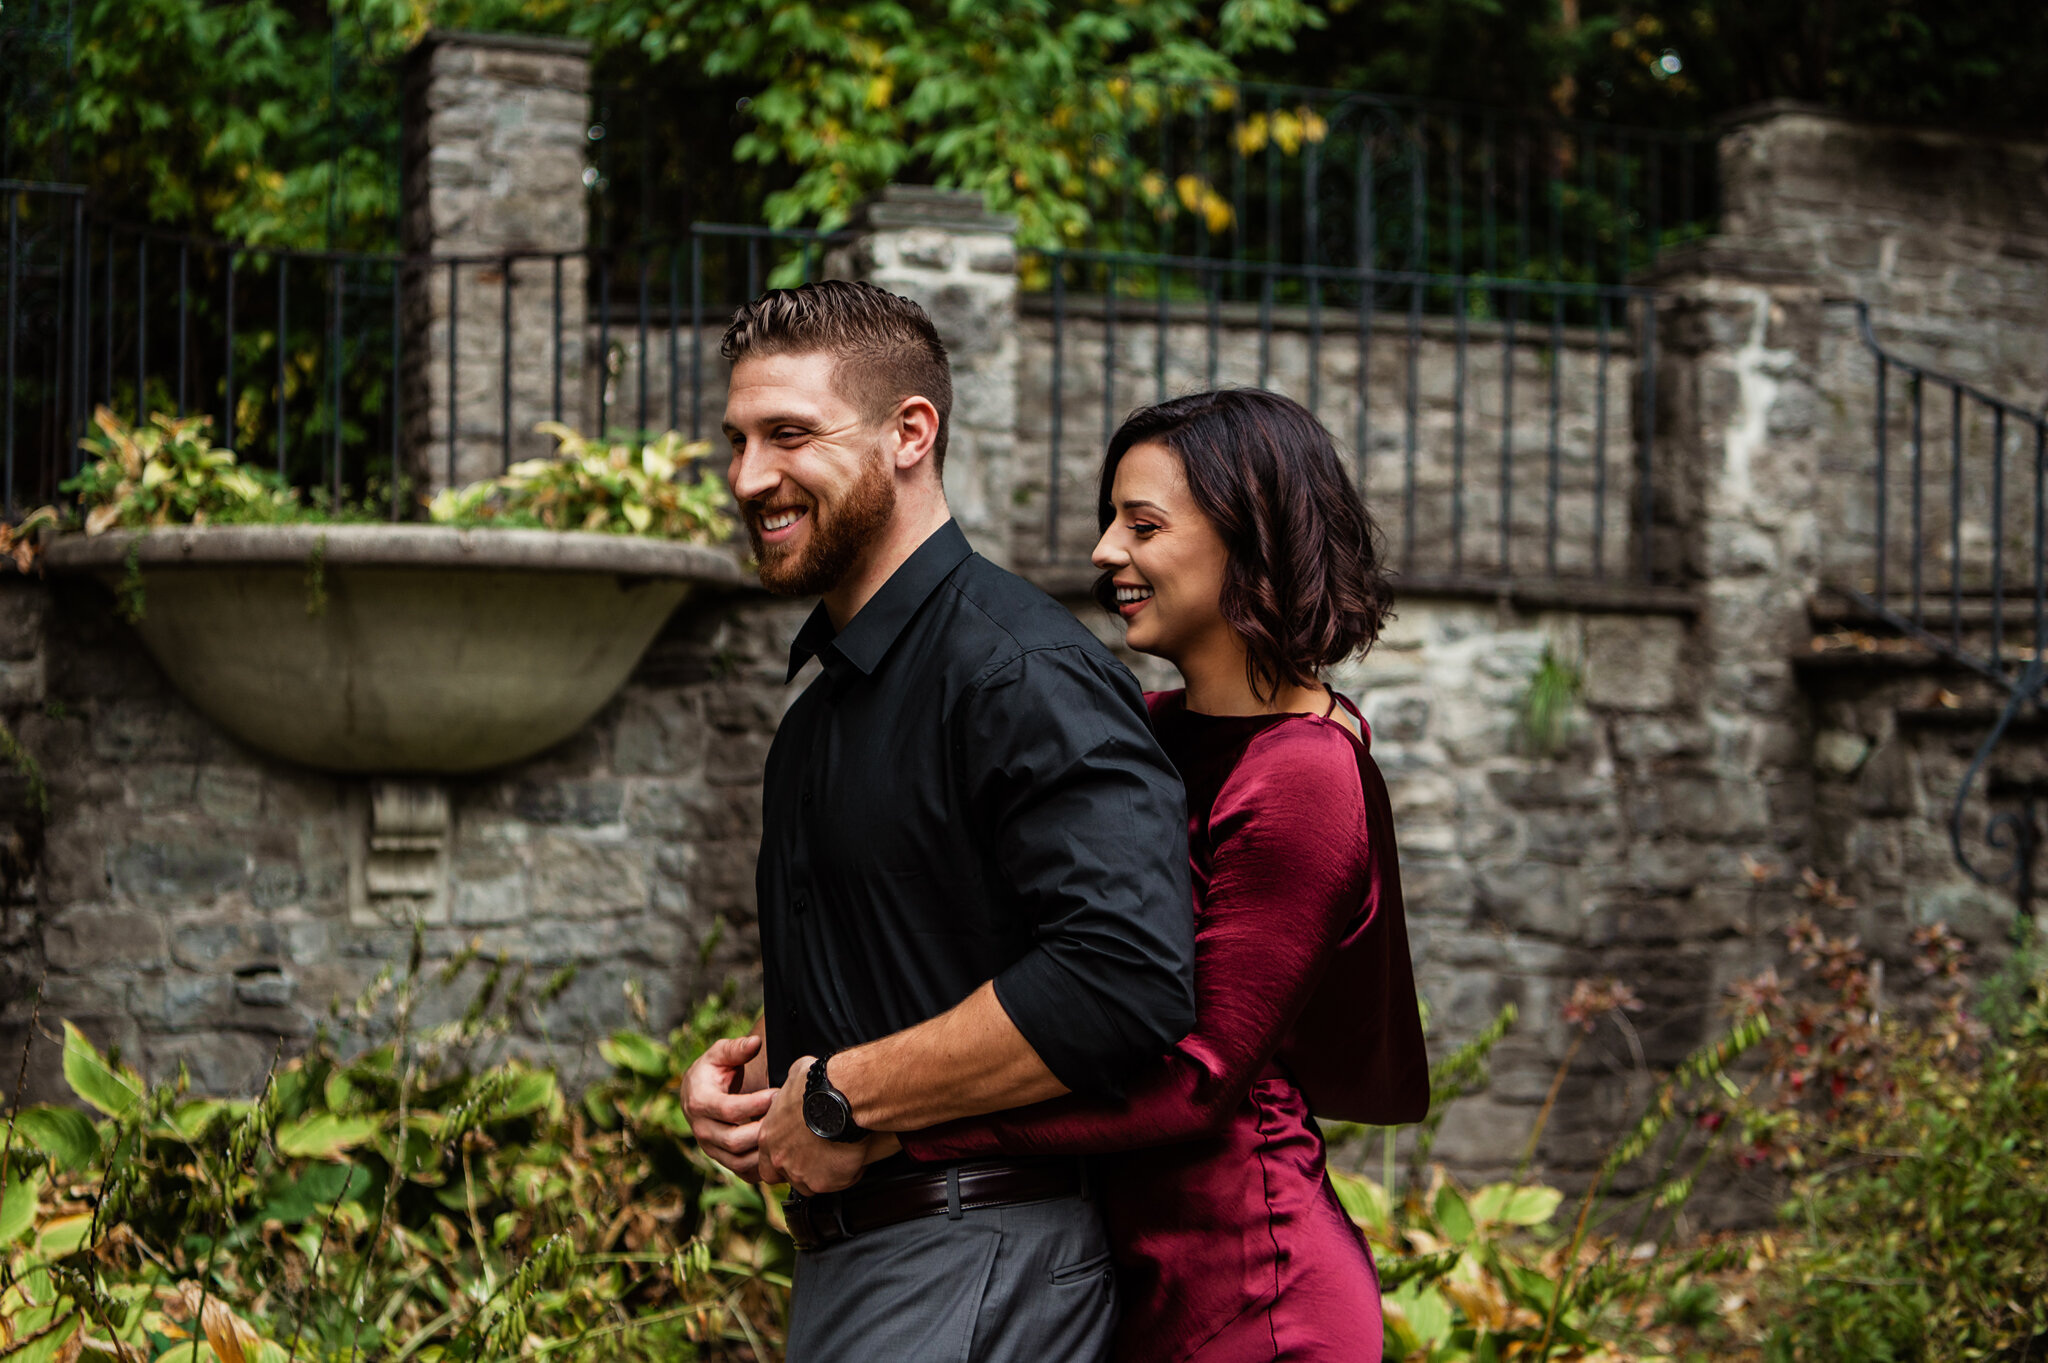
[1092, 440, 1233, 664]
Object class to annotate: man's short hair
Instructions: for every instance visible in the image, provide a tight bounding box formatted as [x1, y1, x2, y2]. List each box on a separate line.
[721, 280, 953, 470]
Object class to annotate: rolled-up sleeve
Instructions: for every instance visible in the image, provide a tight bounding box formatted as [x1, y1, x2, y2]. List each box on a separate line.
[963, 645, 1195, 1095]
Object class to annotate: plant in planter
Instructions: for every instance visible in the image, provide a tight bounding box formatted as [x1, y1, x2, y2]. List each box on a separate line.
[428, 424, 735, 542]
[38, 408, 745, 775]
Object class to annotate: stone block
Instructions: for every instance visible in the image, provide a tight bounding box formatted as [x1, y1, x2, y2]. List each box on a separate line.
[196, 767, 265, 825]
[512, 779, 626, 827]
[1856, 737, 1920, 817]
[142, 1031, 277, 1096]
[1813, 728, 1871, 778]
[0, 582, 45, 661]
[451, 872, 531, 927]
[613, 691, 708, 775]
[1361, 692, 1430, 743]
[44, 908, 168, 971]
[109, 837, 248, 902]
[169, 916, 285, 973]
[1583, 616, 1686, 712]
[1475, 860, 1582, 940]
[532, 834, 650, 916]
[129, 972, 234, 1030]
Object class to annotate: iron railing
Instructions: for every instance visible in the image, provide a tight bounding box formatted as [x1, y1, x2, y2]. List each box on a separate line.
[591, 76, 1716, 290]
[1845, 302, 2048, 898]
[1029, 249, 1664, 589]
[0, 178, 835, 515]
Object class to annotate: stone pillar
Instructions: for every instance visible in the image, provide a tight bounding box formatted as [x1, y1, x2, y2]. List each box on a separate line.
[401, 30, 590, 495]
[834, 186, 1020, 565]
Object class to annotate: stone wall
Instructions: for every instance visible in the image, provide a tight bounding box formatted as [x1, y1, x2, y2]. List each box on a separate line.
[6, 89, 2048, 1202]
[0, 574, 804, 1102]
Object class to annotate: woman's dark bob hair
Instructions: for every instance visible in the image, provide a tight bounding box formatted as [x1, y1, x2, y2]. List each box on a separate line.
[1096, 388, 1393, 697]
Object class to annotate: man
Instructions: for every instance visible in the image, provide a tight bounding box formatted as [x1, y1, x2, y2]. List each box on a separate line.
[682, 280, 1195, 1360]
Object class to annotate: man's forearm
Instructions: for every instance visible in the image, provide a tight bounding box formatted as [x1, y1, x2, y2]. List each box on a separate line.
[828, 982, 1070, 1131]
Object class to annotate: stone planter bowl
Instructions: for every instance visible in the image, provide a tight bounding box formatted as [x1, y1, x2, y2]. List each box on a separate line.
[46, 525, 746, 774]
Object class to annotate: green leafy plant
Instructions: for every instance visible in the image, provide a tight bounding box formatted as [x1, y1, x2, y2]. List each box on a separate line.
[51, 410, 736, 547]
[1327, 982, 1768, 1362]
[62, 407, 300, 533]
[426, 425, 735, 541]
[0, 958, 790, 1361]
[1733, 922, 2048, 1361]
[1517, 644, 1584, 758]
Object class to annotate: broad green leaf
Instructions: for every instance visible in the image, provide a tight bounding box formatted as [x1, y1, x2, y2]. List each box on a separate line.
[599, 1031, 672, 1078]
[7, 1310, 79, 1363]
[0, 1169, 44, 1244]
[1432, 1183, 1475, 1245]
[1326, 1168, 1390, 1234]
[498, 1070, 557, 1119]
[61, 1021, 141, 1118]
[10, 1105, 100, 1170]
[35, 1212, 93, 1256]
[1469, 1181, 1564, 1228]
[274, 1113, 381, 1160]
[1386, 1282, 1452, 1348]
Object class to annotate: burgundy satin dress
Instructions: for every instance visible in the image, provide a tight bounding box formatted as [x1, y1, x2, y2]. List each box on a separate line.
[905, 690, 1428, 1363]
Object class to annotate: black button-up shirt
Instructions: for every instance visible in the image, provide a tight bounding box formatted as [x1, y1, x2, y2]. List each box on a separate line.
[758, 521, 1195, 1097]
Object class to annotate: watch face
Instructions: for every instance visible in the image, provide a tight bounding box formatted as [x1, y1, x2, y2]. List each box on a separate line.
[803, 1089, 848, 1139]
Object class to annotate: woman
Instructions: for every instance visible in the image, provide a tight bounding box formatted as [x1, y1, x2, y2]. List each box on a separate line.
[891, 388, 1429, 1361]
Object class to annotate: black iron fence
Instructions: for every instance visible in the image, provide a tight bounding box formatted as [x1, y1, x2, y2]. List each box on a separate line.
[593, 77, 1716, 290]
[0, 179, 835, 515]
[1844, 303, 2048, 895]
[1028, 249, 1663, 589]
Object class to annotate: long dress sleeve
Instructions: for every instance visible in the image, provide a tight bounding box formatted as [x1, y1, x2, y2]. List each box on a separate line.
[903, 719, 1373, 1159]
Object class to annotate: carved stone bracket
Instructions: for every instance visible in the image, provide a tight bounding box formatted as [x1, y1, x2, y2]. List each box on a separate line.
[357, 779, 451, 922]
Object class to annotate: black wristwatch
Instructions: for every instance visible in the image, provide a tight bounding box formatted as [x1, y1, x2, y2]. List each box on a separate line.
[802, 1054, 866, 1144]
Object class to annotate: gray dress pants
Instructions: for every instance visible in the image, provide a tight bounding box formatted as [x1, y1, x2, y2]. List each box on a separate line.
[783, 1192, 1117, 1362]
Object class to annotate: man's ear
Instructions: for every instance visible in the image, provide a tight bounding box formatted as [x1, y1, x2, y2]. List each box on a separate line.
[889, 396, 942, 475]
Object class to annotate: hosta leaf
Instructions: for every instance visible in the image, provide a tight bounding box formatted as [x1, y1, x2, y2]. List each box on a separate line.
[1432, 1184, 1475, 1245]
[1326, 1168, 1389, 1234]
[0, 1169, 44, 1244]
[274, 1113, 381, 1160]
[1469, 1182, 1563, 1228]
[62, 1021, 141, 1118]
[11, 1105, 100, 1170]
[498, 1070, 557, 1119]
[599, 1031, 671, 1078]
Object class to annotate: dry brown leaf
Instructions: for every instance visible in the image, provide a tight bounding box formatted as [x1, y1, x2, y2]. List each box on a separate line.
[84, 503, 120, 537]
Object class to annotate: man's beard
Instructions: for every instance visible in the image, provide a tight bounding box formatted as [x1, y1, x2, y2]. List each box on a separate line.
[746, 446, 897, 598]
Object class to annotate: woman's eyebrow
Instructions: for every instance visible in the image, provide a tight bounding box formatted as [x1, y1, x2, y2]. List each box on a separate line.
[1118, 498, 1169, 515]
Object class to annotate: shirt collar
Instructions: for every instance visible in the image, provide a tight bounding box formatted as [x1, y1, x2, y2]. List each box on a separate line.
[785, 520, 975, 683]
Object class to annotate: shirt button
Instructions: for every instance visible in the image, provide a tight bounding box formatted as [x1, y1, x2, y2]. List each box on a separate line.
[794, 895, 810, 916]
[801, 789, 813, 807]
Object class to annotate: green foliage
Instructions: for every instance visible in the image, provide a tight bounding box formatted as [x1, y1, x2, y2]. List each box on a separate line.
[1, 985, 790, 1361]
[427, 425, 735, 541]
[1757, 956, 2048, 1361]
[1517, 644, 1583, 759]
[1323, 991, 1769, 1361]
[62, 408, 300, 533]
[55, 409, 736, 545]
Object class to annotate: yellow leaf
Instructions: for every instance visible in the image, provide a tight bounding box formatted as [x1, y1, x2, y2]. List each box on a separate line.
[622, 501, 652, 533]
[1175, 173, 1205, 213]
[1301, 109, 1328, 144]
[140, 461, 172, 490]
[1234, 113, 1267, 156]
[1271, 110, 1303, 155]
[865, 74, 893, 109]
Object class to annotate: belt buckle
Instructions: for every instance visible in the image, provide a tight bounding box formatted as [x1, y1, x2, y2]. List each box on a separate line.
[788, 1191, 853, 1249]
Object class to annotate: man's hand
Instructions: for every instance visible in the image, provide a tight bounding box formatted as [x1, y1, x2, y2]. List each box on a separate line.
[684, 1033, 775, 1181]
[758, 1056, 872, 1197]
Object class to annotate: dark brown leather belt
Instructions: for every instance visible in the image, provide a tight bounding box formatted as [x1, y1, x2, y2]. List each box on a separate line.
[784, 1159, 1087, 1251]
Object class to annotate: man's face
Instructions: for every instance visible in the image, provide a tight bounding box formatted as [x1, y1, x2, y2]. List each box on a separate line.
[723, 351, 897, 597]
